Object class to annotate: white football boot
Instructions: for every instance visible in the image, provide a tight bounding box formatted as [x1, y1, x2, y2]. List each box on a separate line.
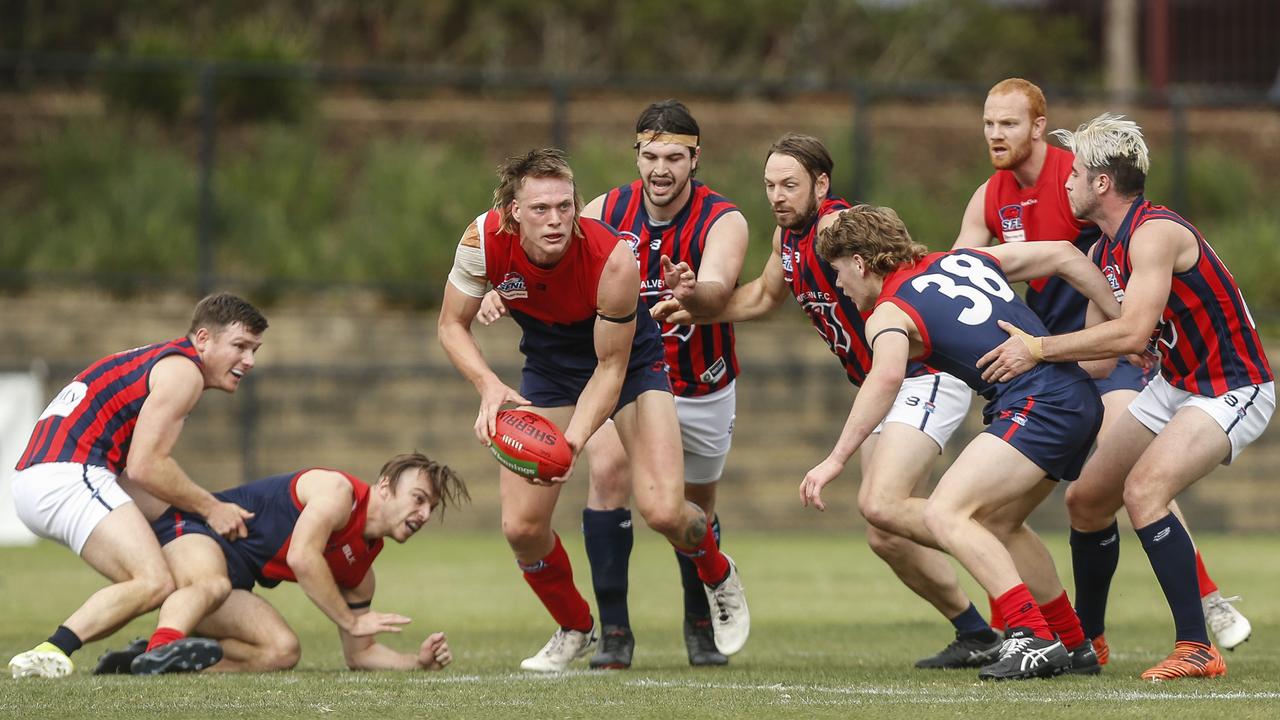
[9, 642, 74, 679]
[519, 621, 597, 672]
[1203, 592, 1251, 650]
[704, 554, 750, 655]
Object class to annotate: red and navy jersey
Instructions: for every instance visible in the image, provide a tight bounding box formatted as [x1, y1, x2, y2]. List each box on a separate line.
[983, 145, 1102, 334]
[780, 196, 930, 385]
[601, 179, 740, 397]
[214, 469, 383, 590]
[481, 211, 665, 376]
[878, 249, 1090, 407]
[16, 337, 202, 474]
[1092, 198, 1272, 395]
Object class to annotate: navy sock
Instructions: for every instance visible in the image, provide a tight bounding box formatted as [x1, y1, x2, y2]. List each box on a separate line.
[1136, 513, 1210, 645]
[1070, 521, 1121, 639]
[583, 508, 633, 629]
[47, 625, 83, 657]
[678, 515, 719, 620]
[949, 603, 997, 642]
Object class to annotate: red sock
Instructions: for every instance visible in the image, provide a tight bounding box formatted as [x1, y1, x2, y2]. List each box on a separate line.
[988, 595, 1006, 632]
[146, 627, 185, 651]
[1039, 591, 1086, 649]
[520, 534, 592, 632]
[674, 517, 729, 585]
[1195, 550, 1218, 598]
[995, 584, 1053, 641]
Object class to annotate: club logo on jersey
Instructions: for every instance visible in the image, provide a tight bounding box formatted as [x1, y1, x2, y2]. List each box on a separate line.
[781, 249, 796, 276]
[1102, 264, 1126, 301]
[495, 272, 528, 300]
[662, 322, 695, 343]
[802, 301, 853, 355]
[998, 204, 1026, 243]
[620, 231, 642, 258]
[700, 357, 727, 384]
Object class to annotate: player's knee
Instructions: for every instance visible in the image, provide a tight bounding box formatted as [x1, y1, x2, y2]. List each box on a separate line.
[638, 503, 685, 538]
[1064, 482, 1115, 525]
[501, 517, 548, 553]
[865, 524, 908, 561]
[921, 500, 958, 549]
[859, 494, 903, 535]
[263, 635, 301, 671]
[136, 570, 177, 610]
[1121, 477, 1163, 518]
[198, 574, 233, 606]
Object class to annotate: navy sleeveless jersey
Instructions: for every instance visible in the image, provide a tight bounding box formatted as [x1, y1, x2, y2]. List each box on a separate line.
[1092, 197, 1271, 396]
[878, 249, 1091, 404]
[17, 337, 202, 474]
[781, 196, 929, 385]
[601, 179, 739, 397]
[481, 211, 665, 378]
[983, 145, 1102, 334]
[201, 469, 382, 589]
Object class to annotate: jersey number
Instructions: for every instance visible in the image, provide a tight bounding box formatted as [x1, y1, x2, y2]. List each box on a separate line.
[910, 255, 1014, 326]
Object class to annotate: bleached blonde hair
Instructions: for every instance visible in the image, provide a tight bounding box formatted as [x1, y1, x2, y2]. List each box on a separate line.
[1051, 113, 1149, 196]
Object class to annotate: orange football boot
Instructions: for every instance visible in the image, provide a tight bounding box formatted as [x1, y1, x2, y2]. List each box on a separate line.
[1140, 641, 1226, 681]
[1091, 634, 1109, 666]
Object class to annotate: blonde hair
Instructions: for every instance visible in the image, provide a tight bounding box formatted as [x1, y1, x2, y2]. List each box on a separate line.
[816, 204, 928, 274]
[988, 78, 1046, 121]
[1051, 113, 1149, 196]
[491, 148, 584, 236]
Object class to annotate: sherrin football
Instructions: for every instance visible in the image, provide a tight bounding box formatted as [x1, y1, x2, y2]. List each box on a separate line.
[489, 409, 573, 480]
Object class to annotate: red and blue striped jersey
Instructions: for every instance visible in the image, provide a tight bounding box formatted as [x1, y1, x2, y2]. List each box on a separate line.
[600, 179, 740, 396]
[481, 210, 665, 376]
[1092, 198, 1272, 395]
[780, 196, 931, 386]
[983, 145, 1102, 334]
[17, 337, 202, 474]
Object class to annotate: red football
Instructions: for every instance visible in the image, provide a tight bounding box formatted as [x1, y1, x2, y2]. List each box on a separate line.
[489, 409, 573, 480]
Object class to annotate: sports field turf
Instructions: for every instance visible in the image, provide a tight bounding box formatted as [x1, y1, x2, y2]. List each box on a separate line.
[2, 529, 1278, 719]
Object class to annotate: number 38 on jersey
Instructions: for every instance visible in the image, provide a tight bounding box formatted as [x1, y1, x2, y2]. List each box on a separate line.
[910, 254, 1015, 326]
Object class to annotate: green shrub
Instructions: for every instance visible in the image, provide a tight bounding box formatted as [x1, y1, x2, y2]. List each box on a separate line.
[210, 18, 315, 123]
[98, 26, 193, 122]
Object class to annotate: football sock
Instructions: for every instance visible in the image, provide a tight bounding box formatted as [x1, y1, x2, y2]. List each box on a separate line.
[1070, 521, 1120, 639]
[949, 603, 997, 641]
[146, 627, 185, 652]
[995, 584, 1053, 641]
[583, 507, 633, 629]
[1137, 513, 1211, 646]
[1040, 591, 1087, 649]
[47, 625, 83, 657]
[987, 595, 1006, 632]
[520, 533, 593, 633]
[677, 515, 719, 620]
[1195, 550, 1218, 598]
[674, 515, 729, 586]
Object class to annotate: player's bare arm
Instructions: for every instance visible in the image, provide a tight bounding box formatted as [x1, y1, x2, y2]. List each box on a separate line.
[288, 470, 412, 638]
[951, 182, 995, 249]
[439, 222, 531, 443]
[654, 228, 788, 325]
[800, 303, 914, 512]
[126, 355, 253, 539]
[982, 241, 1121, 321]
[978, 223, 1187, 382]
[661, 210, 748, 316]
[337, 570, 452, 671]
[555, 242, 639, 478]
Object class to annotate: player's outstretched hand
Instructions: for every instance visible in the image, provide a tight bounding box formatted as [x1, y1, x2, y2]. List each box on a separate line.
[544, 438, 580, 485]
[474, 382, 530, 445]
[660, 255, 697, 302]
[206, 501, 255, 541]
[799, 458, 843, 512]
[650, 298, 693, 325]
[977, 320, 1042, 384]
[477, 290, 508, 326]
[349, 610, 412, 637]
[418, 631, 452, 670]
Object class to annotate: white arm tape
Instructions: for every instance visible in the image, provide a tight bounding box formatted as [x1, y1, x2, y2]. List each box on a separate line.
[447, 243, 489, 298]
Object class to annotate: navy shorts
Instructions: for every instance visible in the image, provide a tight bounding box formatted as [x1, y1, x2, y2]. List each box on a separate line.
[984, 377, 1103, 482]
[150, 510, 259, 591]
[521, 359, 672, 415]
[1093, 356, 1156, 396]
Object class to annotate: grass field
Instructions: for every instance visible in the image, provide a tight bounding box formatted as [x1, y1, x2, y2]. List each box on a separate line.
[2, 529, 1278, 719]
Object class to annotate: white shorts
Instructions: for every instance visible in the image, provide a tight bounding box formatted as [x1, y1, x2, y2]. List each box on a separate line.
[9, 462, 133, 554]
[675, 381, 736, 485]
[875, 372, 973, 452]
[1128, 375, 1274, 464]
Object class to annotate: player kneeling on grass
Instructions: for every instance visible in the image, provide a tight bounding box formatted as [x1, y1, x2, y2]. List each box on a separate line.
[95, 452, 468, 675]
